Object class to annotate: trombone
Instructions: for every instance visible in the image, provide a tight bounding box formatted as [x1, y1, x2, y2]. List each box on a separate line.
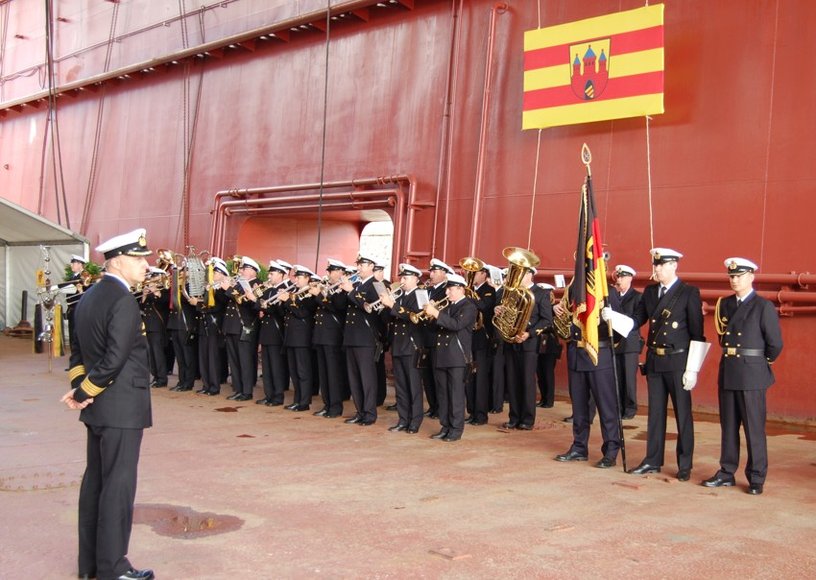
[409, 298, 450, 323]
[364, 282, 403, 313]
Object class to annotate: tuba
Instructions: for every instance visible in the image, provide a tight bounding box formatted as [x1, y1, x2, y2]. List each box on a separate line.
[492, 247, 540, 342]
[460, 256, 485, 330]
[552, 282, 573, 340]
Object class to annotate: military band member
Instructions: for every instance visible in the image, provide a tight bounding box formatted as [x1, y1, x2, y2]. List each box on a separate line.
[223, 256, 261, 401]
[167, 263, 198, 392]
[535, 282, 561, 409]
[613, 265, 644, 419]
[466, 263, 497, 425]
[420, 258, 454, 418]
[702, 258, 783, 495]
[190, 258, 229, 396]
[340, 253, 386, 426]
[310, 259, 348, 417]
[63, 254, 88, 349]
[424, 274, 478, 441]
[379, 263, 424, 433]
[555, 291, 630, 467]
[61, 228, 155, 580]
[631, 248, 707, 481]
[256, 261, 291, 406]
[496, 267, 553, 430]
[279, 265, 318, 411]
[140, 267, 169, 389]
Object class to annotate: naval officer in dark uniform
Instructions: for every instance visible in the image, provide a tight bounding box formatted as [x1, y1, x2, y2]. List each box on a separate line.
[630, 248, 708, 481]
[613, 264, 644, 419]
[423, 273, 478, 441]
[190, 257, 230, 396]
[139, 267, 169, 389]
[340, 253, 385, 426]
[703, 257, 783, 495]
[279, 265, 318, 411]
[61, 228, 155, 580]
[256, 260, 291, 406]
[223, 256, 261, 401]
[379, 263, 425, 433]
[467, 263, 497, 425]
[419, 258, 454, 418]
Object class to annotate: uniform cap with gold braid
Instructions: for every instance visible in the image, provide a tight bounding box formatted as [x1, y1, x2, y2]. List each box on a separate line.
[327, 258, 347, 271]
[240, 256, 260, 272]
[275, 259, 293, 271]
[650, 247, 683, 265]
[398, 263, 422, 277]
[724, 257, 758, 275]
[615, 264, 636, 277]
[293, 264, 317, 278]
[95, 228, 152, 260]
[70, 254, 87, 264]
[429, 258, 455, 275]
[267, 260, 288, 274]
[209, 257, 229, 276]
[445, 273, 467, 287]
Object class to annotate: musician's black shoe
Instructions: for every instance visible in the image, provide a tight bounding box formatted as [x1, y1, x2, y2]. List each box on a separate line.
[430, 430, 449, 440]
[555, 450, 588, 462]
[748, 483, 764, 495]
[630, 463, 661, 475]
[595, 457, 616, 469]
[677, 469, 691, 482]
[702, 475, 735, 487]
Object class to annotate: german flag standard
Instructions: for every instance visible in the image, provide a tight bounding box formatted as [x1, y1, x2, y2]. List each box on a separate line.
[523, 4, 664, 130]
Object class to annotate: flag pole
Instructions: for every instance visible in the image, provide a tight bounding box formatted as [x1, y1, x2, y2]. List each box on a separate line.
[581, 143, 627, 473]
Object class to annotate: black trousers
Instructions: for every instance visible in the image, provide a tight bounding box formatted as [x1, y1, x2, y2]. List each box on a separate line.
[145, 331, 167, 386]
[260, 343, 288, 404]
[615, 352, 639, 416]
[567, 367, 621, 459]
[435, 366, 467, 437]
[78, 424, 143, 579]
[505, 346, 538, 426]
[392, 354, 423, 429]
[170, 329, 196, 388]
[346, 346, 378, 422]
[287, 347, 314, 407]
[419, 350, 438, 414]
[717, 387, 768, 484]
[467, 348, 493, 422]
[491, 343, 506, 411]
[536, 352, 557, 407]
[376, 354, 387, 406]
[315, 344, 344, 415]
[198, 331, 222, 394]
[644, 371, 695, 471]
[226, 334, 258, 395]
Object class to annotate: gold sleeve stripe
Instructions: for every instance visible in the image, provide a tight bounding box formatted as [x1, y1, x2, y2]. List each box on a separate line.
[80, 377, 105, 397]
[68, 365, 86, 381]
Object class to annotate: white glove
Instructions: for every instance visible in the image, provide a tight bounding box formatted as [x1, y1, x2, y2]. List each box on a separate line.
[601, 307, 635, 337]
[601, 306, 612, 321]
[682, 371, 698, 391]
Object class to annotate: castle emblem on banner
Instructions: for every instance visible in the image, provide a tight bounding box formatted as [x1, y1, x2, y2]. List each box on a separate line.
[570, 41, 610, 100]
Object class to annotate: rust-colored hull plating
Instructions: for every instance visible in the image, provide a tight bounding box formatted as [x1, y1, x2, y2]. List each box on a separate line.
[1, 1, 814, 422]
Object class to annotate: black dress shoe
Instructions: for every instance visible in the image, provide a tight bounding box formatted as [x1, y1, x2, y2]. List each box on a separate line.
[344, 416, 362, 424]
[516, 423, 533, 430]
[555, 450, 588, 462]
[502, 421, 518, 429]
[78, 572, 96, 579]
[226, 392, 241, 400]
[169, 385, 182, 392]
[266, 400, 283, 406]
[430, 430, 449, 440]
[562, 416, 574, 423]
[595, 457, 616, 469]
[313, 408, 328, 416]
[429, 413, 439, 419]
[117, 569, 154, 580]
[176, 385, 193, 392]
[388, 424, 408, 432]
[256, 398, 271, 405]
[702, 474, 736, 487]
[748, 483, 764, 495]
[443, 434, 462, 442]
[195, 388, 208, 394]
[386, 404, 398, 411]
[677, 469, 691, 481]
[324, 413, 341, 418]
[234, 393, 252, 401]
[470, 419, 487, 426]
[206, 391, 220, 396]
[285, 403, 298, 410]
[406, 427, 419, 434]
[150, 383, 167, 389]
[358, 420, 375, 426]
[292, 404, 310, 411]
[631, 463, 661, 475]
[423, 410, 434, 417]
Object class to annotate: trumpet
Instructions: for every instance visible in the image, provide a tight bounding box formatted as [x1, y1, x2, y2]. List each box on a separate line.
[410, 298, 450, 323]
[259, 281, 295, 308]
[364, 283, 404, 313]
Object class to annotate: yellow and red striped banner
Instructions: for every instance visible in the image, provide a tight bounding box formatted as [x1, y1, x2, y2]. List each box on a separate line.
[523, 4, 664, 130]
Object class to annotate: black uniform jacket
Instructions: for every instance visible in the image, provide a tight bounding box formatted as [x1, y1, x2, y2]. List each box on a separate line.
[283, 291, 317, 348]
[384, 288, 422, 357]
[313, 289, 346, 346]
[472, 282, 496, 351]
[68, 275, 152, 429]
[614, 288, 644, 354]
[633, 280, 705, 373]
[258, 283, 288, 346]
[433, 297, 478, 368]
[223, 277, 261, 335]
[717, 292, 783, 391]
[343, 276, 385, 347]
[494, 284, 553, 352]
[197, 287, 228, 337]
[141, 290, 168, 334]
[566, 291, 623, 372]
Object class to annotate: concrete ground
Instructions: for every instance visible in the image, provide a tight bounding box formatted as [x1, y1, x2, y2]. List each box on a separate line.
[1, 334, 815, 579]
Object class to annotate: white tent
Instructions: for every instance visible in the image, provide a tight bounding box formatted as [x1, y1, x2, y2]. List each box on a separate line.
[0, 197, 88, 330]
